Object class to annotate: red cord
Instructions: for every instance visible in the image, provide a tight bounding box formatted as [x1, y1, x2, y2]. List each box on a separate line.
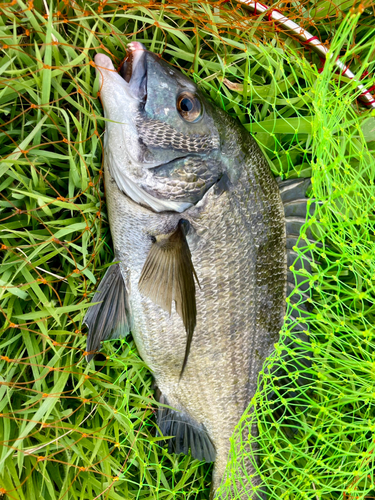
[301, 36, 319, 44]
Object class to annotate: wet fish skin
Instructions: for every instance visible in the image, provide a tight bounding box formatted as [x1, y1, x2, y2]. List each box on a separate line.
[89, 44, 286, 498]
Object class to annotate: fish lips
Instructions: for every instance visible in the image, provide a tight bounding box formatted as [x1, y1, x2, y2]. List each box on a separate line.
[119, 41, 147, 102]
[94, 41, 147, 103]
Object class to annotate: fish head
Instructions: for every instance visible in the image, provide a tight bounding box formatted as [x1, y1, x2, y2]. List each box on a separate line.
[95, 42, 223, 212]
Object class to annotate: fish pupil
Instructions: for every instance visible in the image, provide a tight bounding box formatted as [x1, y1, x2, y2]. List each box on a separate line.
[180, 98, 193, 112]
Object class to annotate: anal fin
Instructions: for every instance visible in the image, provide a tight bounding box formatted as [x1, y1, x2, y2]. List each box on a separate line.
[156, 392, 216, 462]
[84, 261, 132, 361]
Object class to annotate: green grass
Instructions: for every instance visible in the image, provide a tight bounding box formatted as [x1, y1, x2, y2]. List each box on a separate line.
[0, 1, 375, 499]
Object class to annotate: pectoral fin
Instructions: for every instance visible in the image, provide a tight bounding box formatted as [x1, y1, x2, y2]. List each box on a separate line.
[138, 219, 199, 376]
[84, 261, 132, 361]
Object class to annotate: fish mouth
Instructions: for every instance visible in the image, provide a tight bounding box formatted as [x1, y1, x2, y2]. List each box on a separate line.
[119, 41, 147, 102]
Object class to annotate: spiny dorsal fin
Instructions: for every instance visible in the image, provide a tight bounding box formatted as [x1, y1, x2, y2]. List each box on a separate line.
[84, 261, 132, 361]
[279, 177, 315, 326]
[277, 177, 311, 203]
[138, 219, 199, 377]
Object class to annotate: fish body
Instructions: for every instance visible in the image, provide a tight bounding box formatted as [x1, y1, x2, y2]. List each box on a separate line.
[87, 43, 288, 497]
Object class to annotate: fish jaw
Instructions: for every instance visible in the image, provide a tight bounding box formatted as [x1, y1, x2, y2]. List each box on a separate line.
[95, 53, 139, 123]
[94, 53, 143, 168]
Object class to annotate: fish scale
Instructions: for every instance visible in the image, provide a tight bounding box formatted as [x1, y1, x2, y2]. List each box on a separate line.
[136, 115, 220, 152]
[85, 45, 310, 499]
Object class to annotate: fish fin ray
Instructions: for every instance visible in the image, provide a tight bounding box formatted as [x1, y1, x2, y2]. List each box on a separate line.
[156, 393, 216, 462]
[277, 177, 317, 389]
[278, 177, 316, 308]
[138, 220, 198, 376]
[84, 261, 132, 361]
[277, 177, 311, 202]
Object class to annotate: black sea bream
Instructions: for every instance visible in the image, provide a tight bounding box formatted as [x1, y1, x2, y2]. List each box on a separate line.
[85, 42, 307, 498]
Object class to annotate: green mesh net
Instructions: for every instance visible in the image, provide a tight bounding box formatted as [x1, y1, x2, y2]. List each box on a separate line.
[0, 1, 375, 499]
[221, 16, 375, 499]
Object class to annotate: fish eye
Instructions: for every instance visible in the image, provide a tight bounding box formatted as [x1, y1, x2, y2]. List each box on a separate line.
[176, 92, 202, 123]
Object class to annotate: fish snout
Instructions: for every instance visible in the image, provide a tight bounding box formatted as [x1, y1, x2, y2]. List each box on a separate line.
[127, 41, 147, 53]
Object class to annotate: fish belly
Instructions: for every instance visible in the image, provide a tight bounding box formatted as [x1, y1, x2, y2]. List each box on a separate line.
[105, 145, 286, 497]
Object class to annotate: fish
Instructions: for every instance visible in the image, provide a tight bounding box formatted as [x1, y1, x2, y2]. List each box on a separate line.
[85, 41, 311, 498]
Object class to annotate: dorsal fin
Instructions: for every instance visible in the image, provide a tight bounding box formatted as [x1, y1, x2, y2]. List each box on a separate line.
[278, 177, 316, 374]
[277, 178, 315, 309]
